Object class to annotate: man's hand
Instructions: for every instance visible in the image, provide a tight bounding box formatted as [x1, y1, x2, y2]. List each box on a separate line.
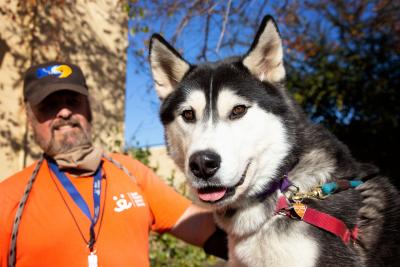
[170, 204, 228, 260]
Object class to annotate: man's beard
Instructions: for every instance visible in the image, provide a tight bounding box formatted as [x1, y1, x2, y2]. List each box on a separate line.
[33, 117, 92, 157]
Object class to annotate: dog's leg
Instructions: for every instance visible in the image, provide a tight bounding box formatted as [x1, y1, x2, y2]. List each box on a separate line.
[356, 176, 400, 266]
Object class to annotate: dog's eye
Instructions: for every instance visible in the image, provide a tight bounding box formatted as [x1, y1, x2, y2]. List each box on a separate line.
[181, 109, 196, 122]
[230, 105, 248, 120]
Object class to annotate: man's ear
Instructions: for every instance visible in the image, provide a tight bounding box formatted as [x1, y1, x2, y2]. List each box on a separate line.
[242, 15, 285, 83]
[85, 96, 93, 123]
[149, 34, 190, 100]
[25, 101, 34, 128]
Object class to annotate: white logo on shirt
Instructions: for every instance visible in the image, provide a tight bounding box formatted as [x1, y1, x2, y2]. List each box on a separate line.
[113, 192, 145, 212]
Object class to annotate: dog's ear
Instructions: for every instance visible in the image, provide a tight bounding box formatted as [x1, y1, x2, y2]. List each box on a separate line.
[149, 34, 190, 100]
[242, 15, 285, 83]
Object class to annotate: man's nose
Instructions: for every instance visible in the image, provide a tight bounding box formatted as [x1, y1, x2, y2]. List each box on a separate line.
[56, 107, 73, 119]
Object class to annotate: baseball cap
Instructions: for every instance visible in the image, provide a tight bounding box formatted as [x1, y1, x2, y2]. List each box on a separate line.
[23, 61, 88, 105]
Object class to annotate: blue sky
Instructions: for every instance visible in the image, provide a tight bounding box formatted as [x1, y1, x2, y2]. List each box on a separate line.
[124, 17, 165, 148]
[125, 58, 164, 147]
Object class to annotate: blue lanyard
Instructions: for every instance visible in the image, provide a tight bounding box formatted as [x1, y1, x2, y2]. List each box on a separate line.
[48, 160, 102, 251]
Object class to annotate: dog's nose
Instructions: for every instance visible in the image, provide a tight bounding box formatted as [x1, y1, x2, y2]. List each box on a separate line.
[189, 150, 221, 179]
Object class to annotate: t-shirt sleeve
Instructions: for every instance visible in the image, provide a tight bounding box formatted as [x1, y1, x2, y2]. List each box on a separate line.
[113, 154, 192, 233]
[140, 165, 192, 233]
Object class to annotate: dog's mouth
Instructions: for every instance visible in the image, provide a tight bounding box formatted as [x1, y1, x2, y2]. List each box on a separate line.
[196, 162, 251, 203]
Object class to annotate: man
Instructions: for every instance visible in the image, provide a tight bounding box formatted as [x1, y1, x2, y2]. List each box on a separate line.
[0, 62, 226, 267]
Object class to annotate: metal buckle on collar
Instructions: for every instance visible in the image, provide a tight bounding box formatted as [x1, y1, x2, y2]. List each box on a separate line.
[284, 184, 300, 200]
[289, 185, 327, 201]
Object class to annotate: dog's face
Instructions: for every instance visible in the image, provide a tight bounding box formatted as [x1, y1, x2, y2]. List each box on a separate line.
[149, 16, 295, 207]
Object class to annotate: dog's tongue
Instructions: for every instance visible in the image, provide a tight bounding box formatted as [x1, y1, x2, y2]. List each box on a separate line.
[197, 187, 227, 202]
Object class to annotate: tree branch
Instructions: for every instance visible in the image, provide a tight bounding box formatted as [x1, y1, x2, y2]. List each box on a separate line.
[171, 0, 202, 45]
[216, 0, 232, 53]
[198, 13, 211, 61]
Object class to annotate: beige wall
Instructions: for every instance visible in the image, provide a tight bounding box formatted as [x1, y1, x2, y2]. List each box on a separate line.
[148, 146, 190, 194]
[0, 1, 127, 180]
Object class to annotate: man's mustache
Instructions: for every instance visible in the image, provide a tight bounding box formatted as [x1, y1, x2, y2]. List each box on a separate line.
[51, 118, 82, 131]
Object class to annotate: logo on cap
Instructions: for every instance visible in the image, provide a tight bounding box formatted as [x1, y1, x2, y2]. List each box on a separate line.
[36, 64, 72, 79]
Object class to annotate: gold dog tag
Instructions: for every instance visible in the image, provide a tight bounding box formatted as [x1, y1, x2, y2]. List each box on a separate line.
[293, 202, 307, 219]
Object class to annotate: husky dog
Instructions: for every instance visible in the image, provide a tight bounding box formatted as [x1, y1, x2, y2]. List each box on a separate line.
[148, 15, 400, 266]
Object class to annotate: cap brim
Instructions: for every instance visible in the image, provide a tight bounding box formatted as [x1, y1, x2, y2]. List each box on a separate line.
[27, 83, 88, 106]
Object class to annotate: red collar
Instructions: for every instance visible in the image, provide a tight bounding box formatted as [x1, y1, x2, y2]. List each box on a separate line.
[275, 196, 358, 245]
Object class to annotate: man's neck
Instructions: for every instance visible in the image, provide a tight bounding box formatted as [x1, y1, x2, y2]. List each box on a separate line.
[50, 145, 103, 177]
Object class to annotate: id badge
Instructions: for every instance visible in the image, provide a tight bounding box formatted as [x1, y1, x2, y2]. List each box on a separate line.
[88, 251, 98, 267]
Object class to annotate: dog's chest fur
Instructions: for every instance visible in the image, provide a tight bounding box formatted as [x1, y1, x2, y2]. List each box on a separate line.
[223, 214, 318, 267]
[213, 188, 321, 267]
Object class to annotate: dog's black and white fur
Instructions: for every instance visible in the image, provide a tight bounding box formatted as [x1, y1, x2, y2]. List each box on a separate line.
[148, 15, 400, 266]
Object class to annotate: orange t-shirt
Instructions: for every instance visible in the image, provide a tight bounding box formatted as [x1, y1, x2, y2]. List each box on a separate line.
[0, 154, 191, 267]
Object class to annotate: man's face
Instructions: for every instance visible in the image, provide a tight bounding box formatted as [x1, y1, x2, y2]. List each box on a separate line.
[27, 90, 92, 156]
